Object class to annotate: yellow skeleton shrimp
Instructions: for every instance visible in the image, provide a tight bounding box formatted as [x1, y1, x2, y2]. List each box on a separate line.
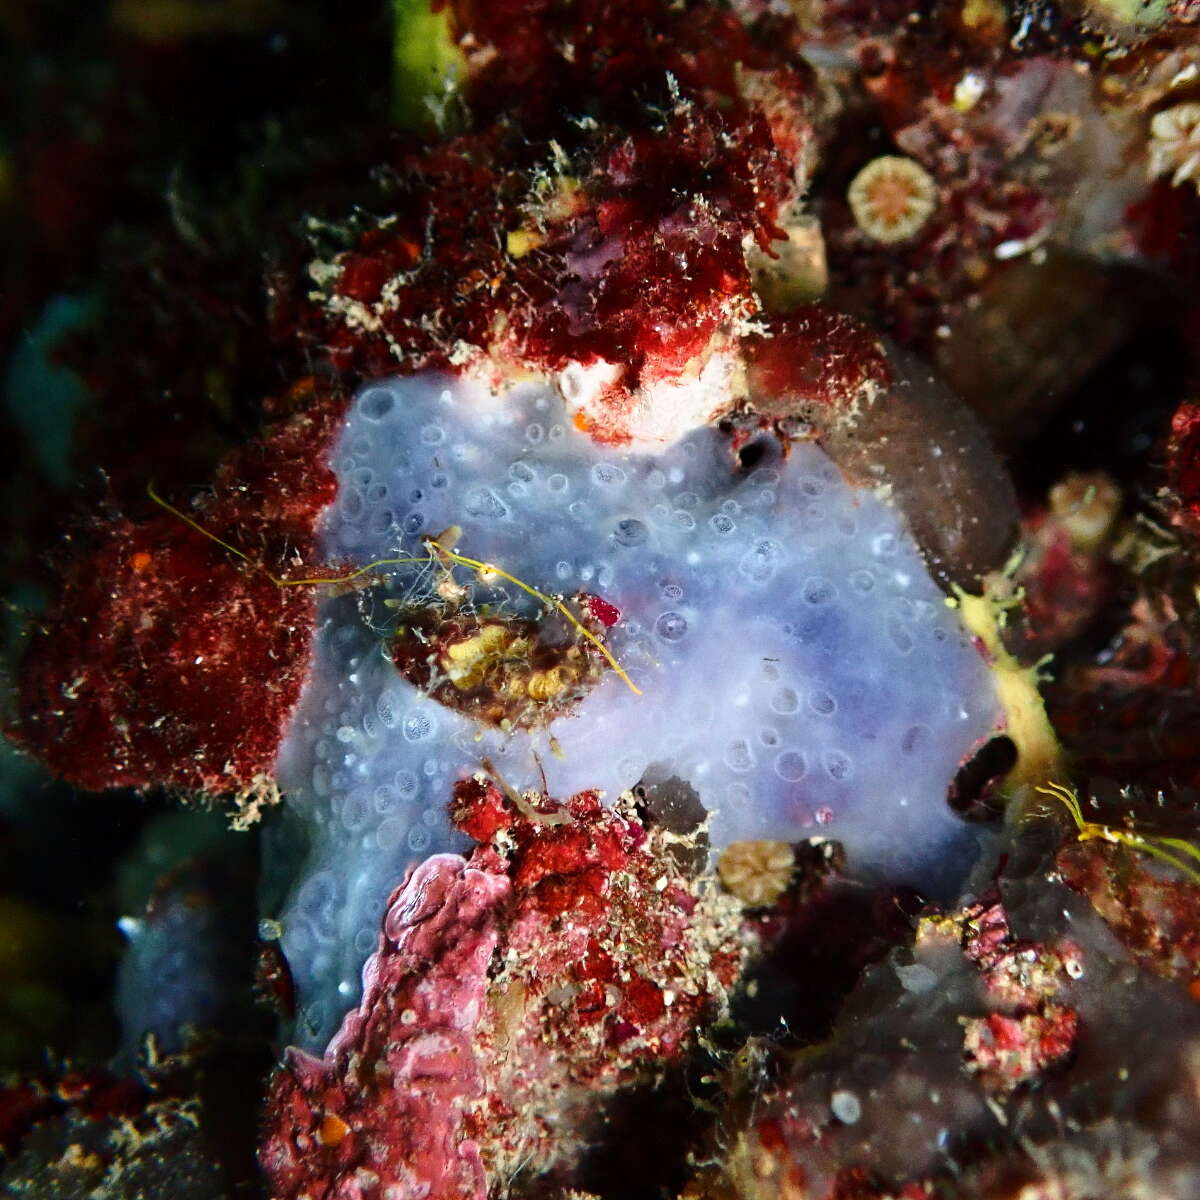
[147, 482, 642, 696]
[1037, 781, 1200, 886]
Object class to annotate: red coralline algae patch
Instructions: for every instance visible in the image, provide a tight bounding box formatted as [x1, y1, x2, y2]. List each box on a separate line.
[303, 0, 816, 441]
[956, 899, 1081, 1093]
[262, 779, 747, 1198]
[957, 897, 1084, 1014]
[261, 853, 506, 1200]
[579, 592, 621, 629]
[962, 1005, 1078, 1093]
[9, 393, 346, 803]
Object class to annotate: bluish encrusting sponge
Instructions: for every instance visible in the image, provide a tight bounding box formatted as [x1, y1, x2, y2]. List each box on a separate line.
[270, 372, 1001, 1048]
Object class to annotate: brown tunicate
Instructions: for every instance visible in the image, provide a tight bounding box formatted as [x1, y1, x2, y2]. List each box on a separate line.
[832, 343, 1019, 590]
[936, 253, 1149, 450]
[743, 309, 1018, 592]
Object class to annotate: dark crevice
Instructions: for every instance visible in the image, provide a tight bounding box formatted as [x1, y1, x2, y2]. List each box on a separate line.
[736, 436, 771, 472]
[948, 735, 1018, 822]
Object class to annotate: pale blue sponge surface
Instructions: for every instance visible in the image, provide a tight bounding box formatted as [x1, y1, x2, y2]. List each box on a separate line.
[272, 372, 1001, 1048]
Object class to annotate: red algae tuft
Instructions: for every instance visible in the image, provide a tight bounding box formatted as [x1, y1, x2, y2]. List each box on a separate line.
[303, 0, 816, 442]
[9, 392, 346, 805]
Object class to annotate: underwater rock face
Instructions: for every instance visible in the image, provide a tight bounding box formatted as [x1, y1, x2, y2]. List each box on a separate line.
[715, 834, 1200, 1200]
[271, 371, 1001, 1049]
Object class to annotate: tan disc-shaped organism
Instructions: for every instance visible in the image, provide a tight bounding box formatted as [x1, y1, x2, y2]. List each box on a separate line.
[848, 154, 938, 244]
[718, 840, 797, 907]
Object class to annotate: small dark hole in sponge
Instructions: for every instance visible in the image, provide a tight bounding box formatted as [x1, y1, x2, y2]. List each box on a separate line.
[737, 438, 771, 472]
[634, 773, 709, 875]
[948, 735, 1017, 822]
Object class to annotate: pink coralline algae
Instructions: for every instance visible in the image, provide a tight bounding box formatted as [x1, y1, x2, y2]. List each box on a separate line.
[262, 853, 506, 1200]
[262, 781, 746, 1198]
[956, 900, 1080, 1094]
[961, 1005, 1078, 1094]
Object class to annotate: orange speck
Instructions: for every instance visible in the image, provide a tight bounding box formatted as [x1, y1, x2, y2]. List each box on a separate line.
[285, 376, 318, 403]
[318, 1112, 349, 1147]
[573, 411, 591, 432]
[130, 551, 152, 573]
[1188, 977, 1200, 1002]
